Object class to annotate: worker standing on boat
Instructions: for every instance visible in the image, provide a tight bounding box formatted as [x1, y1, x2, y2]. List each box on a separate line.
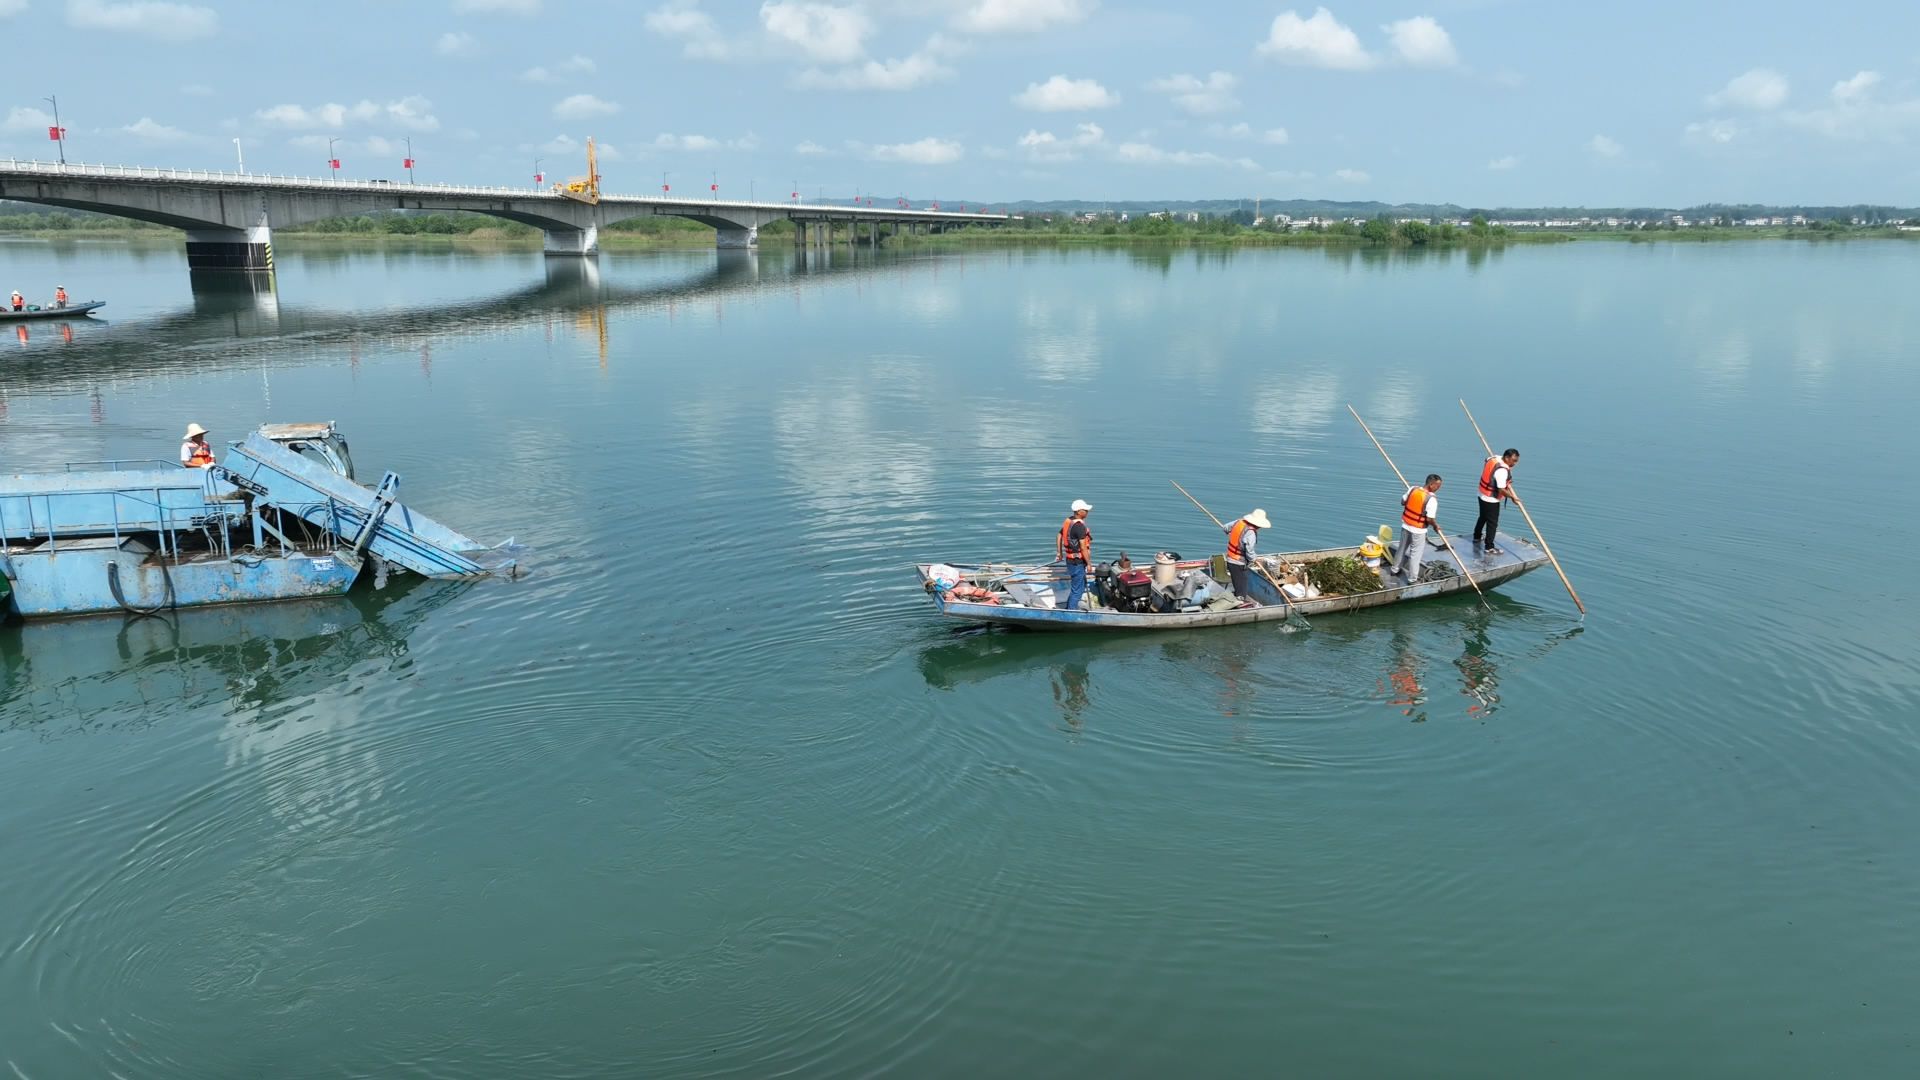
[52, 286, 69, 309]
[9, 291, 22, 311]
[1223, 508, 1270, 600]
[1056, 499, 1093, 611]
[1472, 448, 1519, 556]
[1390, 474, 1443, 582]
[181, 423, 216, 469]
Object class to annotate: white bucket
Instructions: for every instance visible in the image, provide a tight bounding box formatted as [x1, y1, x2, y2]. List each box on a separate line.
[1152, 552, 1178, 588]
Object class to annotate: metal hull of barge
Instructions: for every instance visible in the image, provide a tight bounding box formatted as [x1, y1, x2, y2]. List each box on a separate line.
[915, 534, 1550, 632]
[1, 539, 358, 619]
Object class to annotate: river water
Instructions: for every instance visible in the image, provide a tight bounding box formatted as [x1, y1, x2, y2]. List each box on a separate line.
[1, 236, 1916, 1077]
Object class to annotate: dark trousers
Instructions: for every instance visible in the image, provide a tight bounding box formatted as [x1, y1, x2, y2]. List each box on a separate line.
[1473, 499, 1503, 548]
[1227, 561, 1250, 598]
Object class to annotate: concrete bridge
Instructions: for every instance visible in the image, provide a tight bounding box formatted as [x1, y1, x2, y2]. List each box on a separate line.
[0, 158, 1009, 275]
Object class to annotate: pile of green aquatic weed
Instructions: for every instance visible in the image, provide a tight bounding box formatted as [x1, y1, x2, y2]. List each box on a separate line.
[1305, 556, 1385, 596]
[1416, 562, 1457, 584]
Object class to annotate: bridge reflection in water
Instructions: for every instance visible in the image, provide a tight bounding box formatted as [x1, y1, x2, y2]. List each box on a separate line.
[3, 244, 935, 396]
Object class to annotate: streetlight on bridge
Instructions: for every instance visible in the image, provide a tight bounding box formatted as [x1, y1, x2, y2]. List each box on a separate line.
[43, 95, 66, 165]
[403, 136, 416, 183]
[534, 158, 544, 187]
[326, 137, 341, 177]
[232, 138, 245, 174]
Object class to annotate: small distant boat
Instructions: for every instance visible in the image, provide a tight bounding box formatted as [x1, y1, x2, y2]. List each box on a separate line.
[914, 535, 1550, 632]
[0, 301, 105, 321]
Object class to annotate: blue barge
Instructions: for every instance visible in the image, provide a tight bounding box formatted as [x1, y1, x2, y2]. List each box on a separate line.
[0, 423, 512, 619]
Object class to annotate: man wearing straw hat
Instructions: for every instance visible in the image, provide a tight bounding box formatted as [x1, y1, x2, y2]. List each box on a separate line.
[1223, 509, 1270, 600]
[1056, 499, 1093, 611]
[180, 423, 216, 469]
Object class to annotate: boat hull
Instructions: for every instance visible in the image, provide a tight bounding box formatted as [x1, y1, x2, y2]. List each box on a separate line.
[2, 539, 358, 618]
[916, 533, 1550, 632]
[0, 301, 104, 321]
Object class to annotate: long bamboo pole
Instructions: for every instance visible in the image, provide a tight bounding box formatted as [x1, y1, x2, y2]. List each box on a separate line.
[1459, 399, 1586, 614]
[1345, 405, 1491, 611]
[1170, 481, 1309, 628]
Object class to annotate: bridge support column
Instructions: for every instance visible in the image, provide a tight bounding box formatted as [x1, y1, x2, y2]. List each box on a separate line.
[544, 224, 599, 257]
[795, 221, 808, 248]
[184, 225, 274, 274]
[716, 224, 758, 249]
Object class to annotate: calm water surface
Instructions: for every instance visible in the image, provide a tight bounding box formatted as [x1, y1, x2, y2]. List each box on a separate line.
[1, 236, 1916, 1077]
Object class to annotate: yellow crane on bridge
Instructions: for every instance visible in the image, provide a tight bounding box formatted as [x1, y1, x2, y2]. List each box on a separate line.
[553, 137, 600, 204]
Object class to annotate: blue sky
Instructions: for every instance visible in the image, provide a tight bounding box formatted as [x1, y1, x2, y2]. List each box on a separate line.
[4, 0, 1919, 206]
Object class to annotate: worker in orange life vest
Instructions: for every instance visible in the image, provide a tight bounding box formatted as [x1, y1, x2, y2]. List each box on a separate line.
[181, 423, 216, 469]
[1223, 508, 1271, 600]
[1472, 448, 1519, 556]
[1056, 498, 1093, 612]
[9, 291, 22, 311]
[53, 286, 68, 309]
[1389, 473, 1444, 582]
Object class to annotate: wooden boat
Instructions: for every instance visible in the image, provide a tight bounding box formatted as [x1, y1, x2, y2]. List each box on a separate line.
[914, 533, 1550, 631]
[0, 300, 104, 321]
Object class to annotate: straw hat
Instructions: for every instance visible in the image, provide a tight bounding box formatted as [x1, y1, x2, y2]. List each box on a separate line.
[1070, 498, 1092, 512]
[184, 423, 208, 438]
[1244, 509, 1271, 529]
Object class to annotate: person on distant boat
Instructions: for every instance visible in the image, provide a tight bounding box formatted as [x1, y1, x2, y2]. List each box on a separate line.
[1223, 508, 1270, 599]
[1056, 498, 1093, 612]
[9, 291, 22, 311]
[1472, 448, 1519, 556]
[1390, 474, 1444, 582]
[181, 423, 216, 469]
[52, 286, 68, 309]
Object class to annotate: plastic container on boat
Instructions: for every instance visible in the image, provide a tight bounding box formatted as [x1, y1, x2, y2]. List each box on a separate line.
[1152, 552, 1178, 588]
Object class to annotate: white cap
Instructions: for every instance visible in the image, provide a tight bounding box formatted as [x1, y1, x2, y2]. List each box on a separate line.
[1070, 499, 1092, 512]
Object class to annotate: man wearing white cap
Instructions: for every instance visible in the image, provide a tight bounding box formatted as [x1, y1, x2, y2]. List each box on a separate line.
[180, 423, 216, 469]
[1223, 509, 1271, 600]
[1056, 499, 1093, 612]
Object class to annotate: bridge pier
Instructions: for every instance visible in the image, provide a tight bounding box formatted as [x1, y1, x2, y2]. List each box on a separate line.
[184, 225, 274, 274]
[543, 224, 599, 257]
[716, 223, 758, 249]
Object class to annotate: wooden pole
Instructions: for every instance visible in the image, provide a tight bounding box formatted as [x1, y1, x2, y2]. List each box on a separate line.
[1170, 481, 1309, 627]
[1458, 400, 1586, 614]
[1345, 405, 1491, 611]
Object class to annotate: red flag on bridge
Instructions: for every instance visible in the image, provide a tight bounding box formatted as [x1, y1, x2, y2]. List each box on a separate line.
[403, 157, 415, 169]
[329, 159, 341, 170]
[47, 126, 63, 141]
[710, 183, 718, 193]
[535, 172, 544, 183]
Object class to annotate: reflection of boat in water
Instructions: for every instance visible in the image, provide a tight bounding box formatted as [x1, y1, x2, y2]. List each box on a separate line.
[917, 629, 1169, 690]
[0, 300, 103, 321]
[0, 421, 512, 618]
[0, 574, 468, 736]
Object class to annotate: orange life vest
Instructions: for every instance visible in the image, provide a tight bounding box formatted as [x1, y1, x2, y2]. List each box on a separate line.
[1226, 519, 1253, 563]
[1058, 516, 1090, 562]
[185, 440, 215, 468]
[54, 289, 68, 305]
[1402, 486, 1433, 530]
[1478, 456, 1504, 501]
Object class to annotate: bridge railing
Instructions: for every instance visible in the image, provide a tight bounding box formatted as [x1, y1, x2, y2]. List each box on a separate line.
[0, 158, 1012, 219]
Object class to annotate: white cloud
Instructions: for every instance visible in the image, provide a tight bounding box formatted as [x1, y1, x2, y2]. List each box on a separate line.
[453, 0, 539, 13]
[436, 30, 479, 56]
[1831, 70, 1881, 104]
[558, 54, 596, 74]
[1115, 141, 1259, 169]
[180, 83, 212, 96]
[0, 0, 28, 16]
[3, 106, 54, 132]
[1707, 68, 1789, 110]
[760, 1, 872, 64]
[68, 0, 217, 41]
[954, 0, 1093, 33]
[1684, 120, 1738, 145]
[254, 97, 440, 132]
[1486, 154, 1519, 169]
[553, 93, 620, 120]
[123, 117, 191, 141]
[653, 132, 760, 151]
[1207, 121, 1289, 144]
[1256, 8, 1374, 70]
[1147, 71, 1240, 115]
[1384, 16, 1457, 68]
[1332, 167, 1369, 183]
[520, 66, 553, 82]
[1018, 122, 1105, 161]
[644, 3, 734, 59]
[863, 137, 964, 164]
[795, 140, 829, 155]
[799, 48, 953, 90]
[1014, 75, 1119, 111]
[1589, 133, 1623, 157]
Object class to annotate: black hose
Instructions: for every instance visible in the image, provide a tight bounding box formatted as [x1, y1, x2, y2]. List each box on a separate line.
[107, 560, 175, 618]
